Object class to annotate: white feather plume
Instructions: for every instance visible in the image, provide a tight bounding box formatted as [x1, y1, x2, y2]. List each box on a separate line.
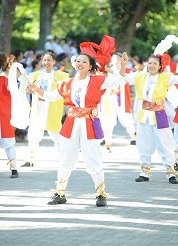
[71, 55, 77, 69]
[154, 35, 176, 55]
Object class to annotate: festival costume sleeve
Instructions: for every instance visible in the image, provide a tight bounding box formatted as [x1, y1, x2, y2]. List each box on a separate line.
[166, 75, 178, 85]
[43, 89, 62, 101]
[100, 71, 124, 90]
[123, 73, 135, 86]
[8, 62, 31, 129]
[166, 85, 178, 108]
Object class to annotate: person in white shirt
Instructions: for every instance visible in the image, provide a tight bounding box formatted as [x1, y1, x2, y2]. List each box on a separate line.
[44, 35, 54, 51]
[99, 52, 136, 151]
[52, 36, 64, 55]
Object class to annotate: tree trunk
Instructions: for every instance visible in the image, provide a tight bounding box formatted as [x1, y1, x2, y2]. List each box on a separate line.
[39, 0, 60, 50]
[0, 0, 19, 54]
[109, 0, 148, 54]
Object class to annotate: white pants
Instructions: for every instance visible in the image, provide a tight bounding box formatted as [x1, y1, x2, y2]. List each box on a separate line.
[136, 121, 175, 178]
[26, 129, 60, 163]
[102, 110, 136, 146]
[173, 123, 178, 161]
[116, 108, 135, 137]
[0, 137, 17, 170]
[100, 94, 135, 145]
[56, 132, 105, 193]
[164, 99, 175, 130]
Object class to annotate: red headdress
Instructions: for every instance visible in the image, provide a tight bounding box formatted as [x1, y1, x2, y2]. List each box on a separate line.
[79, 35, 116, 72]
[156, 53, 171, 72]
[153, 35, 176, 72]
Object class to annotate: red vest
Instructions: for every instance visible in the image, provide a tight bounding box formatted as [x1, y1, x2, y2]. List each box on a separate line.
[170, 62, 178, 75]
[169, 62, 178, 123]
[58, 76, 106, 139]
[0, 76, 15, 138]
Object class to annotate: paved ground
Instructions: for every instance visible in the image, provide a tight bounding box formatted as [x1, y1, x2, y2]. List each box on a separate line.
[0, 124, 178, 246]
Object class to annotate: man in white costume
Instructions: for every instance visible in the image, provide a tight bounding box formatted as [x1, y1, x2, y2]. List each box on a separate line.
[99, 52, 136, 151]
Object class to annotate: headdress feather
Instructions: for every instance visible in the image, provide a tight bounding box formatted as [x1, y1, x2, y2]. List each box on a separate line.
[153, 35, 177, 71]
[154, 35, 176, 55]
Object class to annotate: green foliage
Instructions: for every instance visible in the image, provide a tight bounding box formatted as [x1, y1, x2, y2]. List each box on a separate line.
[10, 0, 39, 51]
[132, 38, 152, 58]
[12, 0, 40, 40]
[11, 36, 38, 52]
[133, 2, 178, 57]
[9, 0, 178, 57]
[52, 0, 110, 44]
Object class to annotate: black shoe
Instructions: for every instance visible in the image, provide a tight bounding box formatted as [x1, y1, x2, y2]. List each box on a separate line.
[100, 140, 105, 146]
[169, 177, 178, 184]
[21, 162, 34, 167]
[96, 195, 107, 206]
[47, 193, 67, 205]
[135, 176, 149, 182]
[11, 170, 19, 178]
[15, 129, 27, 142]
[105, 143, 111, 153]
[174, 162, 178, 171]
[106, 147, 111, 153]
[130, 140, 136, 145]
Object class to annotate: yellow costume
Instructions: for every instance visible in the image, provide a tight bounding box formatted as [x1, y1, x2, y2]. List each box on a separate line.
[25, 69, 69, 165]
[30, 70, 68, 132]
[135, 72, 172, 125]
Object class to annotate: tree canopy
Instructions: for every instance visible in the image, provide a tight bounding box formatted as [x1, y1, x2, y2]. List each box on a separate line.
[0, 0, 177, 57]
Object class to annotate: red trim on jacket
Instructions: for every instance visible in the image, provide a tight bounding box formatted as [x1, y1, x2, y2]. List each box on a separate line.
[125, 68, 132, 113]
[169, 62, 178, 123]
